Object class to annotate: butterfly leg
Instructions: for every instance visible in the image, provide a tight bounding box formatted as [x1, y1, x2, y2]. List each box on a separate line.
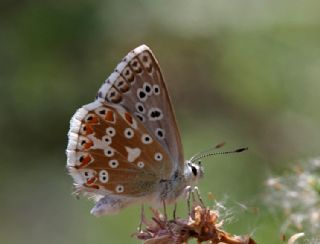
[184, 186, 205, 215]
[183, 186, 192, 215]
[138, 204, 144, 232]
[162, 200, 175, 234]
[193, 186, 205, 207]
[162, 200, 168, 220]
[173, 203, 177, 220]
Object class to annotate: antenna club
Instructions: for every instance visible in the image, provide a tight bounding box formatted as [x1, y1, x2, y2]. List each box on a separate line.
[234, 147, 248, 153]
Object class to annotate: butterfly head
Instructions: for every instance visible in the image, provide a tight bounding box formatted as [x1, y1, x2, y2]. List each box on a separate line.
[185, 160, 204, 183]
[184, 146, 249, 185]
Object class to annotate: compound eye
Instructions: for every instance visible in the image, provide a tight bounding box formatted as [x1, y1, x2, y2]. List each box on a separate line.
[191, 166, 197, 176]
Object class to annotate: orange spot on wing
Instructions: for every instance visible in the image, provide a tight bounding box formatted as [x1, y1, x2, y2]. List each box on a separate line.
[84, 183, 99, 189]
[125, 112, 133, 124]
[87, 114, 99, 124]
[105, 110, 115, 122]
[91, 116, 99, 124]
[82, 154, 92, 164]
[83, 139, 94, 149]
[87, 177, 96, 185]
[75, 154, 93, 169]
[83, 124, 94, 135]
[90, 184, 100, 189]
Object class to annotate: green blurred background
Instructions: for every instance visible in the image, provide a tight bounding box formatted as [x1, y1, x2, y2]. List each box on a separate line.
[1, 1, 320, 243]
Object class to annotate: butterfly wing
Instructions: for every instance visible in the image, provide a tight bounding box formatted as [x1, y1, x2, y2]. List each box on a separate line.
[96, 45, 184, 170]
[67, 101, 172, 197]
[67, 45, 184, 198]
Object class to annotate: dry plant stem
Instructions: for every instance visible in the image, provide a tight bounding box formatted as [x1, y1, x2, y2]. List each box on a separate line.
[134, 205, 256, 244]
[287, 233, 305, 244]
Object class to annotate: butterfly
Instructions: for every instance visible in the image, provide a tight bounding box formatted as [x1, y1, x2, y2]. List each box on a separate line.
[66, 45, 245, 216]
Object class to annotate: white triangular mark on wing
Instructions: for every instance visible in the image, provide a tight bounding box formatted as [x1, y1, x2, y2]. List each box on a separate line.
[125, 147, 141, 162]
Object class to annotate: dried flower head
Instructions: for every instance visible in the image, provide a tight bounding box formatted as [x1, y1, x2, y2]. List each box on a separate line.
[265, 157, 320, 238]
[134, 205, 256, 244]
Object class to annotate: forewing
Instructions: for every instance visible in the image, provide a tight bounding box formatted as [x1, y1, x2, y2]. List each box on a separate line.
[96, 45, 184, 173]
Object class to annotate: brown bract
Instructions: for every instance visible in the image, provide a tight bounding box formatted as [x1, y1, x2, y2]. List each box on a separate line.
[134, 205, 256, 244]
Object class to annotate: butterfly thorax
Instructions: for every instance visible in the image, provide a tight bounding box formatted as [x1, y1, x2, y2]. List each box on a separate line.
[156, 160, 204, 205]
